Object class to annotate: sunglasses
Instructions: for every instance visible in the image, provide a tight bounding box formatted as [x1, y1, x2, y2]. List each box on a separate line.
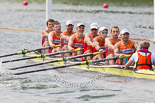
[101, 32, 108, 34]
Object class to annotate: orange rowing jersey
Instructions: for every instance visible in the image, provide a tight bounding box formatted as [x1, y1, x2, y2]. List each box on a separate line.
[111, 37, 121, 45]
[119, 40, 135, 55]
[72, 34, 84, 49]
[98, 36, 105, 49]
[136, 50, 152, 69]
[62, 31, 76, 45]
[42, 30, 49, 45]
[52, 31, 60, 45]
[107, 37, 121, 55]
[63, 31, 76, 36]
[84, 33, 94, 52]
[93, 36, 106, 52]
[93, 36, 107, 57]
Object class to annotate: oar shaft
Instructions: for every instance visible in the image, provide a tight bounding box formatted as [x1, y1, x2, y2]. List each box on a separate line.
[14, 62, 81, 75]
[0, 53, 18, 58]
[13, 55, 129, 75]
[3, 48, 83, 64]
[0, 45, 60, 58]
[34, 46, 51, 51]
[10, 59, 59, 70]
[9, 51, 98, 70]
[2, 56, 37, 63]
[92, 56, 119, 63]
[46, 50, 70, 56]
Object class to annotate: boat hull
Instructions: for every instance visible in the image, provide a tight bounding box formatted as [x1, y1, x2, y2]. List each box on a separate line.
[28, 53, 155, 79]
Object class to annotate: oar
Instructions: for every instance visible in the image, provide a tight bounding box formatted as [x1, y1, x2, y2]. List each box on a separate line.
[2, 48, 83, 64]
[14, 55, 130, 75]
[0, 45, 61, 58]
[9, 52, 99, 70]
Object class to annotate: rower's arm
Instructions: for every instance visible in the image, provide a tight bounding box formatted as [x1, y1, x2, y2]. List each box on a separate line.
[48, 32, 55, 48]
[153, 55, 155, 69]
[105, 37, 114, 50]
[93, 37, 100, 51]
[68, 35, 75, 52]
[125, 55, 135, 69]
[84, 34, 93, 46]
[133, 40, 140, 51]
[114, 42, 121, 56]
[42, 31, 49, 39]
[125, 60, 134, 69]
[60, 33, 70, 41]
[114, 43, 126, 58]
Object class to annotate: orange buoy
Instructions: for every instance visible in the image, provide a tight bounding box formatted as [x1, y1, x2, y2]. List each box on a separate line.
[103, 3, 108, 8]
[23, 1, 28, 6]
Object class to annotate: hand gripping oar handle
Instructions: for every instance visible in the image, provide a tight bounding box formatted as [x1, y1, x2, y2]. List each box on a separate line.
[0, 45, 61, 58]
[14, 55, 120, 75]
[118, 55, 131, 59]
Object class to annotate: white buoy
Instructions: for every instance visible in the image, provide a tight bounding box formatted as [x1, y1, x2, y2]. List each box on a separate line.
[46, 0, 52, 22]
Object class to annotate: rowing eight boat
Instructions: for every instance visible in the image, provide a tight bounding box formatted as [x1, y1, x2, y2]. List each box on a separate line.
[26, 52, 155, 80]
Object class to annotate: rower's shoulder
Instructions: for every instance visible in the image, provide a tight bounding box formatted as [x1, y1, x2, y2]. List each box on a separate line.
[105, 36, 112, 42]
[106, 36, 111, 40]
[114, 41, 120, 47]
[85, 33, 91, 37]
[60, 32, 66, 36]
[130, 39, 138, 45]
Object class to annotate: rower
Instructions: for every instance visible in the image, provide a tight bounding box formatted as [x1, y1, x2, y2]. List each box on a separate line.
[125, 41, 155, 70]
[114, 29, 140, 65]
[93, 27, 108, 60]
[105, 26, 121, 65]
[60, 20, 76, 56]
[84, 23, 99, 60]
[68, 23, 85, 56]
[42, 19, 55, 53]
[48, 21, 62, 53]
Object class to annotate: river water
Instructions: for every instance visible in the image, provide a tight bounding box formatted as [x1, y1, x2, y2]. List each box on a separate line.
[0, 1, 155, 103]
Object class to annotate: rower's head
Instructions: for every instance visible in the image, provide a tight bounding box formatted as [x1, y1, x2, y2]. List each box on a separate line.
[110, 26, 120, 38]
[53, 21, 61, 33]
[76, 23, 85, 34]
[65, 20, 74, 33]
[90, 23, 99, 35]
[46, 19, 55, 32]
[120, 29, 130, 42]
[99, 26, 108, 39]
[140, 41, 150, 49]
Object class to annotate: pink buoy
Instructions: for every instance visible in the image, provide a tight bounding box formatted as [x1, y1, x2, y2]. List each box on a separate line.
[103, 3, 108, 8]
[23, 1, 28, 6]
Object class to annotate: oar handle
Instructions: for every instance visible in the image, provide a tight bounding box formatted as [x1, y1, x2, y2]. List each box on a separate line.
[119, 55, 131, 59]
[74, 48, 84, 52]
[55, 44, 61, 48]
